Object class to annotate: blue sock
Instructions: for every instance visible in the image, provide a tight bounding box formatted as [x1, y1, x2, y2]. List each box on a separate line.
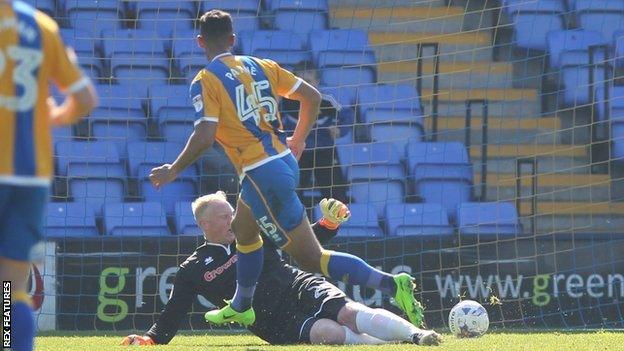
[323, 250, 396, 295]
[232, 240, 264, 312]
[11, 298, 35, 351]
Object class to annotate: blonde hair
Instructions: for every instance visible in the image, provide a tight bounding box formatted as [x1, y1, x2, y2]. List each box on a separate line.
[191, 191, 228, 220]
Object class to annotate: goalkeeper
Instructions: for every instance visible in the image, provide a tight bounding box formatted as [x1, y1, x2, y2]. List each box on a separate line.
[122, 192, 441, 346]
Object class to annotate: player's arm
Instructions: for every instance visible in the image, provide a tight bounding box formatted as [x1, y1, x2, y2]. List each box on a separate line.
[313, 198, 351, 244]
[47, 21, 98, 125]
[122, 267, 196, 346]
[286, 80, 321, 159]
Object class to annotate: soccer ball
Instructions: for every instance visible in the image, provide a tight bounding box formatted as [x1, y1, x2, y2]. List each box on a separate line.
[448, 300, 489, 338]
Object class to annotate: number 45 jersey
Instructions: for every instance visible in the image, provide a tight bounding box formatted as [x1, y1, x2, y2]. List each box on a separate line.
[0, 1, 87, 186]
[189, 53, 303, 175]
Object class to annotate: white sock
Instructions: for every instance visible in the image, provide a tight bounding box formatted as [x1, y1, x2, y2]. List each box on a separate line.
[342, 326, 387, 345]
[355, 308, 420, 342]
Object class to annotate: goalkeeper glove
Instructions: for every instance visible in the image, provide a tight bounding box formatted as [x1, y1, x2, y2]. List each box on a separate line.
[319, 198, 350, 230]
[120, 334, 155, 346]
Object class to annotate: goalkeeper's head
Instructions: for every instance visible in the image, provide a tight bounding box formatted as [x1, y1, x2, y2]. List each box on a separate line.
[191, 191, 235, 244]
[197, 9, 235, 57]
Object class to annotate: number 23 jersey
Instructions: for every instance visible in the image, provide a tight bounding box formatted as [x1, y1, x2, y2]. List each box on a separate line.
[189, 53, 302, 175]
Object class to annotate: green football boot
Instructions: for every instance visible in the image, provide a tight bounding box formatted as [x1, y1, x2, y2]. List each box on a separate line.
[393, 273, 425, 327]
[204, 301, 256, 326]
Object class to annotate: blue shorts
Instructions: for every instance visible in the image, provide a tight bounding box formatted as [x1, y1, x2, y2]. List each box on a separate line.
[241, 153, 305, 248]
[0, 184, 48, 262]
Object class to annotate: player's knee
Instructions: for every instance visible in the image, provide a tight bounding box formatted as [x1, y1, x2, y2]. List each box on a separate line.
[336, 302, 364, 332]
[309, 319, 346, 345]
[291, 250, 322, 273]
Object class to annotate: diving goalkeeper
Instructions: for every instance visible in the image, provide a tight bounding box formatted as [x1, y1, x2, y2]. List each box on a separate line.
[121, 192, 441, 346]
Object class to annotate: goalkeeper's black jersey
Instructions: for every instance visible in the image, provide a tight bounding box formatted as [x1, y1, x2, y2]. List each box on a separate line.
[145, 222, 335, 344]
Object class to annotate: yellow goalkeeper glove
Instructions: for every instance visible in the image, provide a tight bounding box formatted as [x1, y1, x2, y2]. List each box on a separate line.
[120, 334, 155, 346]
[319, 198, 351, 230]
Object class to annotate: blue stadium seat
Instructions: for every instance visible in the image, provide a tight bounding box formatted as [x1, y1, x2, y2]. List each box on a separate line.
[357, 84, 422, 117]
[310, 30, 370, 58]
[406, 141, 473, 218]
[316, 51, 376, 71]
[230, 14, 262, 32]
[66, 0, 124, 32]
[596, 86, 624, 123]
[320, 68, 375, 87]
[266, 0, 328, 11]
[55, 140, 120, 176]
[134, 1, 196, 36]
[274, 11, 328, 34]
[558, 50, 611, 106]
[127, 141, 198, 214]
[615, 29, 624, 66]
[576, 0, 624, 43]
[52, 126, 73, 143]
[314, 203, 383, 237]
[60, 28, 98, 56]
[350, 180, 405, 218]
[174, 202, 201, 235]
[26, 0, 56, 16]
[109, 55, 171, 81]
[238, 31, 309, 66]
[320, 86, 357, 107]
[89, 85, 148, 152]
[149, 85, 195, 142]
[103, 202, 170, 236]
[67, 163, 126, 216]
[385, 203, 453, 236]
[45, 202, 99, 237]
[612, 123, 624, 161]
[201, 0, 260, 14]
[456, 202, 521, 236]
[101, 29, 169, 58]
[507, 0, 566, 50]
[547, 30, 608, 68]
[336, 141, 403, 179]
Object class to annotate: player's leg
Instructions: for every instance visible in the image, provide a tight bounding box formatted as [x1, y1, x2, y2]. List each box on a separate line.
[309, 319, 386, 345]
[0, 185, 48, 351]
[335, 301, 442, 346]
[205, 196, 261, 325]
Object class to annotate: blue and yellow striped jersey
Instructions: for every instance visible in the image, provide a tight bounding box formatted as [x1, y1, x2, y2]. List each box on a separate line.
[0, 1, 86, 186]
[190, 53, 302, 174]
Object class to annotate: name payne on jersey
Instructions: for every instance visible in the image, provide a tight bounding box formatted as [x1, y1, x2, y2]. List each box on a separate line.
[224, 64, 257, 81]
[0, 17, 37, 42]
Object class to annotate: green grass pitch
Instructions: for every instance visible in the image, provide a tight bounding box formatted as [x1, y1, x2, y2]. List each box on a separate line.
[35, 330, 623, 351]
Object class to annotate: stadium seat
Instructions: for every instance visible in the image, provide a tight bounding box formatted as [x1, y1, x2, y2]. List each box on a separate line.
[336, 141, 403, 179]
[52, 126, 73, 142]
[406, 141, 473, 218]
[612, 123, 624, 161]
[320, 86, 357, 107]
[201, 0, 260, 14]
[60, 28, 99, 56]
[127, 141, 199, 214]
[310, 30, 370, 57]
[101, 29, 169, 58]
[385, 203, 453, 236]
[110, 55, 171, 81]
[45, 202, 99, 237]
[65, 0, 124, 32]
[103, 202, 170, 236]
[350, 180, 405, 218]
[237, 30, 309, 66]
[27, 0, 56, 16]
[89, 85, 148, 153]
[55, 140, 120, 176]
[576, 0, 624, 44]
[266, 0, 328, 11]
[613, 29, 624, 67]
[456, 202, 521, 237]
[273, 11, 328, 34]
[314, 203, 383, 237]
[174, 202, 201, 235]
[67, 163, 126, 216]
[134, 1, 196, 36]
[149, 85, 195, 142]
[507, 0, 566, 51]
[558, 50, 611, 106]
[546, 30, 609, 68]
[320, 67, 376, 88]
[595, 85, 624, 122]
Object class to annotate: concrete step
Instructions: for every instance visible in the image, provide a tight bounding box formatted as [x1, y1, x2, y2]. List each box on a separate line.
[377, 61, 514, 89]
[369, 31, 494, 63]
[475, 173, 612, 202]
[420, 88, 541, 118]
[331, 7, 465, 33]
[430, 116, 562, 144]
[329, 0, 447, 7]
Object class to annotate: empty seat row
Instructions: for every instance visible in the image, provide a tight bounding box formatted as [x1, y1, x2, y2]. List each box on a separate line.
[46, 200, 520, 237]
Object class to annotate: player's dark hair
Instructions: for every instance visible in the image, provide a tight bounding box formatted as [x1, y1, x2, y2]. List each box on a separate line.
[199, 9, 234, 45]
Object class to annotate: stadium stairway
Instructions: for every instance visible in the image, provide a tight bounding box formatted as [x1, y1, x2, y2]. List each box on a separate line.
[330, 1, 622, 234]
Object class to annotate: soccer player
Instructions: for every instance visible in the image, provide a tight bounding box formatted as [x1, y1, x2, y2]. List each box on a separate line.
[148, 9, 423, 329]
[121, 193, 441, 346]
[0, 1, 98, 350]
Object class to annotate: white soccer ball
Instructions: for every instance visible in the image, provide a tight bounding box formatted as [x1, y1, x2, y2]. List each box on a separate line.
[448, 300, 489, 338]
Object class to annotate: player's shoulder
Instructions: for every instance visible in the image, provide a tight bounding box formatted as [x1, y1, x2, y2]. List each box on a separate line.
[33, 7, 60, 36]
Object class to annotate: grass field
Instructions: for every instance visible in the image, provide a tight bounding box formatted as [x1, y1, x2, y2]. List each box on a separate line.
[35, 330, 624, 351]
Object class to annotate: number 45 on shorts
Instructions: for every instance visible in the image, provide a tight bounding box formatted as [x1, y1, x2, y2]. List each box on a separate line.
[256, 216, 287, 247]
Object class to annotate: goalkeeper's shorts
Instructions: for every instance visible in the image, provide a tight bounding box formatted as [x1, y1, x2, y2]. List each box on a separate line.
[240, 152, 305, 248]
[0, 184, 48, 262]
